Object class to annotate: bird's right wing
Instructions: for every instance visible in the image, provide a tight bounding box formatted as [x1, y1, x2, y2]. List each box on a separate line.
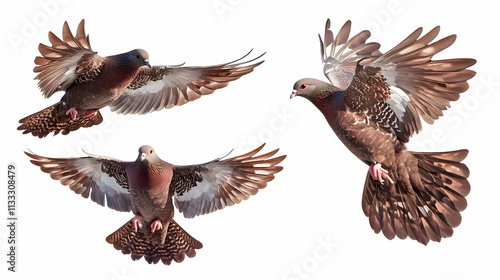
[34, 19, 105, 98]
[26, 151, 132, 212]
[108, 51, 264, 115]
[319, 19, 381, 90]
[170, 144, 286, 219]
[342, 26, 476, 142]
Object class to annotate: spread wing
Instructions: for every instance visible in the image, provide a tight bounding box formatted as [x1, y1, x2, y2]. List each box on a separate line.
[34, 19, 105, 98]
[26, 151, 132, 212]
[343, 26, 476, 142]
[108, 51, 264, 115]
[170, 144, 286, 219]
[319, 19, 382, 90]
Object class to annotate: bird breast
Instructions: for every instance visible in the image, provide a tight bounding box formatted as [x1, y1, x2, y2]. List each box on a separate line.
[329, 108, 398, 165]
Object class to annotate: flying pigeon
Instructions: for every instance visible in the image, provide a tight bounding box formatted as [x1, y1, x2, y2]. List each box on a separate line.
[25, 144, 285, 264]
[291, 19, 475, 245]
[18, 19, 264, 138]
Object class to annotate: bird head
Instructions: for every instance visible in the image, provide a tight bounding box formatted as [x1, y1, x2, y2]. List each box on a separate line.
[128, 49, 151, 69]
[137, 145, 159, 164]
[290, 78, 323, 99]
[291, 78, 341, 102]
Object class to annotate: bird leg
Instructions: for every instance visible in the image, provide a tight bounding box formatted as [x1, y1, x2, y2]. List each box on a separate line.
[82, 109, 98, 118]
[151, 219, 163, 233]
[132, 214, 143, 232]
[369, 163, 394, 185]
[65, 107, 78, 120]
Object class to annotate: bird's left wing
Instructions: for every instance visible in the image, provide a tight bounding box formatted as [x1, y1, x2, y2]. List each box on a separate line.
[34, 19, 106, 98]
[26, 151, 132, 212]
[170, 144, 286, 219]
[108, 51, 264, 115]
[343, 26, 476, 142]
[319, 19, 381, 90]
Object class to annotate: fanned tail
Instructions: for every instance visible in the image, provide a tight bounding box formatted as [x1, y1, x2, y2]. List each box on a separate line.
[17, 102, 103, 138]
[106, 219, 203, 265]
[362, 149, 470, 245]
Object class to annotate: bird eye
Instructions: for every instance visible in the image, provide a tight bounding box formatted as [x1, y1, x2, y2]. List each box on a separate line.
[300, 83, 307, 89]
[150, 150, 153, 154]
[136, 54, 140, 59]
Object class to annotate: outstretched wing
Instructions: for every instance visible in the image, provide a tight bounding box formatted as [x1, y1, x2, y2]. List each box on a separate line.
[109, 51, 264, 115]
[319, 19, 382, 90]
[343, 26, 476, 142]
[34, 19, 105, 98]
[26, 151, 132, 212]
[170, 144, 286, 218]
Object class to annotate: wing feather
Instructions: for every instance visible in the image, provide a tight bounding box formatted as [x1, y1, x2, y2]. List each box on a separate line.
[109, 51, 264, 115]
[170, 144, 285, 218]
[319, 19, 382, 90]
[343, 25, 476, 142]
[34, 19, 105, 98]
[25, 151, 132, 212]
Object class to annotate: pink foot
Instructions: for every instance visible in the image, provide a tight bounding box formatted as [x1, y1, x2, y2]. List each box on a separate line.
[151, 219, 163, 233]
[82, 109, 98, 118]
[65, 107, 78, 120]
[132, 214, 143, 232]
[369, 163, 394, 185]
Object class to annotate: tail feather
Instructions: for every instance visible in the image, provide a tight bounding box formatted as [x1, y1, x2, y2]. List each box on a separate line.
[106, 218, 203, 265]
[362, 149, 470, 245]
[18, 102, 103, 138]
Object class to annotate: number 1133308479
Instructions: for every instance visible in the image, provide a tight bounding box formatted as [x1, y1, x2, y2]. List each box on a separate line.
[7, 164, 17, 272]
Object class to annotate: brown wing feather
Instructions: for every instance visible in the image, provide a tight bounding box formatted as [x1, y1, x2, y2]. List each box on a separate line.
[109, 52, 264, 115]
[34, 19, 105, 98]
[343, 26, 476, 142]
[319, 19, 382, 90]
[171, 144, 286, 218]
[25, 151, 132, 211]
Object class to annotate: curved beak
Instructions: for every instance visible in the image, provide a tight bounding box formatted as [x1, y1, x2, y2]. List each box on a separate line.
[141, 153, 147, 161]
[144, 59, 152, 68]
[290, 90, 297, 99]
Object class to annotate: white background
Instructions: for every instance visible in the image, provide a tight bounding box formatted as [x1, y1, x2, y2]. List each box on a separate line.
[1, 0, 499, 279]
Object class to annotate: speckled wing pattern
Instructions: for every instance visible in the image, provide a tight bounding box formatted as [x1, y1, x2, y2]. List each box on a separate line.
[343, 26, 476, 142]
[34, 19, 105, 98]
[106, 218, 202, 265]
[25, 151, 132, 212]
[319, 19, 382, 90]
[108, 51, 264, 115]
[170, 144, 286, 218]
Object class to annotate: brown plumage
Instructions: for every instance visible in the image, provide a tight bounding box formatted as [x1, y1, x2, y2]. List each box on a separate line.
[17, 101, 103, 137]
[292, 19, 474, 245]
[106, 219, 202, 265]
[19, 19, 264, 137]
[26, 143, 285, 264]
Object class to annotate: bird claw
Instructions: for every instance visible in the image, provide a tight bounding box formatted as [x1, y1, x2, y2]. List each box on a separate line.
[151, 219, 163, 233]
[132, 214, 143, 232]
[369, 163, 394, 185]
[65, 107, 78, 120]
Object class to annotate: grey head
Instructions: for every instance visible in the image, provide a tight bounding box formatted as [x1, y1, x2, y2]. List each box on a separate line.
[125, 49, 151, 69]
[136, 145, 160, 164]
[290, 78, 326, 99]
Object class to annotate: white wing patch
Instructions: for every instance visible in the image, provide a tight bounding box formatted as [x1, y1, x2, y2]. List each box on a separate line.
[385, 86, 410, 121]
[94, 173, 124, 196]
[324, 57, 355, 90]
